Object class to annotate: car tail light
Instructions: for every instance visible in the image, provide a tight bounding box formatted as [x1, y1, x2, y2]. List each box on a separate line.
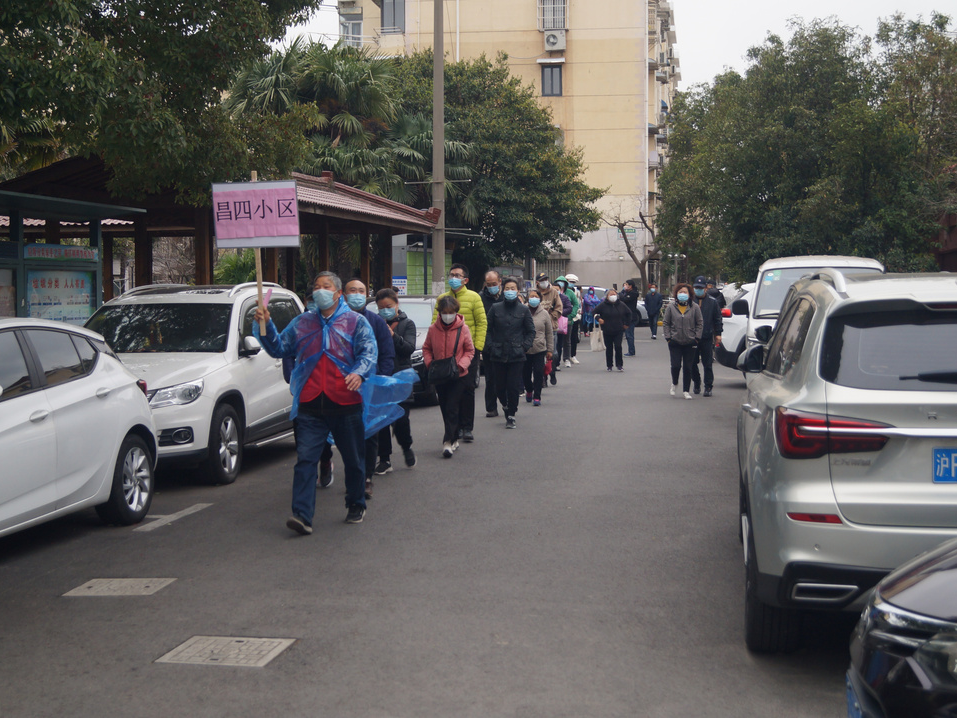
[137, 379, 148, 396]
[721, 307, 732, 317]
[786, 512, 843, 524]
[775, 408, 890, 459]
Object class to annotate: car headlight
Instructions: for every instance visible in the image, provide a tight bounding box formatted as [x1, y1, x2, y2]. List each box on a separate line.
[149, 380, 204, 408]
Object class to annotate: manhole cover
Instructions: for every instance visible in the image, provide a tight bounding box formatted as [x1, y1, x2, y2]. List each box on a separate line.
[155, 636, 296, 667]
[63, 578, 176, 596]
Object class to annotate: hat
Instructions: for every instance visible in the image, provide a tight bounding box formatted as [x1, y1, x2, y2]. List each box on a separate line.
[706, 277, 716, 285]
[693, 275, 707, 288]
[535, 272, 549, 282]
[565, 273, 579, 283]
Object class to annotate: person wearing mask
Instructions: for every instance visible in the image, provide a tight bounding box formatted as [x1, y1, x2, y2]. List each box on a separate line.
[662, 283, 703, 399]
[523, 288, 553, 406]
[485, 277, 536, 428]
[706, 278, 727, 310]
[423, 296, 475, 457]
[582, 287, 601, 336]
[690, 275, 723, 397]
[432, 263, 486, 443]
[552, 282, 573, 372]
[373, 288, 416, 473]
[533, 271, 564, 350]
[565, 273, 582, 364]
[618, 279, 641, 356]
[253, 271, 377, 530]
[592, 287, 633, 371]
[480, 270, 504, 418]
[555, 275, 580, 368]
[644, 281, 664, 340]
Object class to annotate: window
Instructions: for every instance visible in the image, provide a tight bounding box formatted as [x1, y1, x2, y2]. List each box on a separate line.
[340, 18, 363, 47]
[764, 298, 814, 377]
[538, 0, 567, 30]
[382, 0, 405, 33]
[0, 331, 33, 401]
[542, 65, 563, 97]
[71, 335, 98, 374]
[86, 304, 232, 353]
[242, 297, 301, 339]
[24, 330, 86, 388]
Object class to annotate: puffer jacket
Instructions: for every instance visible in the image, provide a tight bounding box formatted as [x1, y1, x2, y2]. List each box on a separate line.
[527, 304, 554, 355]
[432, 285, 487, 351]
[662, 302, 703, 345]
[422, 314, 475, 377]
[486, 299, 536, 363]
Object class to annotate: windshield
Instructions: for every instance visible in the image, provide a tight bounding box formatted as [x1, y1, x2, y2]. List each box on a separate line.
[821, 309, 957, 391]
[753, 266, 881, 318]
[399, 301, 434, 331]
[86, 303, 232, 353]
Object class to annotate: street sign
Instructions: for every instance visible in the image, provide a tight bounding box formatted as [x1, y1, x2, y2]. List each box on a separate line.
[212, 181, 300, 249]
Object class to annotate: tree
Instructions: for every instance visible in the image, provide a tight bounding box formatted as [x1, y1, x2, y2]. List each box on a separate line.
[603, 199, 663, 292]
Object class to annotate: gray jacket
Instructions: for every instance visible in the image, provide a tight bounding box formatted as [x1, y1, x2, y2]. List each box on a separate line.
[527, 305, 554, 355]
[662, 302, 703, 345]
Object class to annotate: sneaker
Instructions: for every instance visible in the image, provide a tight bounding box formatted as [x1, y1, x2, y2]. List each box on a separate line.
[461, 429, 474, 443]
[442, 442, 454, 458]
[286, 515, 312, 536]
[683, 391, 693, 400]
[693, 384, 702, 395]
[533, 399, 541, 406]
[607, 367, 613, 372]
[318, 460, 334, 488]
[625, 352, 636, 357]
[486, 409, 499, 417]
[451, 440, 460, 451]
[364, 478, 373, 499]
[652, 335, 658, 340]
[374, 460, 393, 475]
[345, 505, 365, 524]
[564, 359, 571, 368]
[670, 384, 677, 396]
[617, 366, 624, 371]
[550, 373, 557, 385]
[571, 357, 580, 365]
[703, 388, 713, 397]
[526, 391, 533, 403]
[506, 417, 516, 429]
[403, 448, 417, 468]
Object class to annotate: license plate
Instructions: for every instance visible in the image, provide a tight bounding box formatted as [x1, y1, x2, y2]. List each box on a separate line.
[846, 674, 864, 718]
[934, 448, 957, 483]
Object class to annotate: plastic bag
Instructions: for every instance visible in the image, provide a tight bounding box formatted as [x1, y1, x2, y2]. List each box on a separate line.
[360, 368, 416, 439]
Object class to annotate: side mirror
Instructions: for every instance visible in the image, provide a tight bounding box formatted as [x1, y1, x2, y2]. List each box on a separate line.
[738, 345, 765, 373]
[731, 298, 749, 316]
[240, 335, 262, 356]
[754, 325, 773, 345]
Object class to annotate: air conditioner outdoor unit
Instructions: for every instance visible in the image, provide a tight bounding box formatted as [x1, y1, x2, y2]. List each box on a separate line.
[544, 29, 566, 52]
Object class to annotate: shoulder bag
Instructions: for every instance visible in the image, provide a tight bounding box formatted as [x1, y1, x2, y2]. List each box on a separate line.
[427, 327, 462, 385]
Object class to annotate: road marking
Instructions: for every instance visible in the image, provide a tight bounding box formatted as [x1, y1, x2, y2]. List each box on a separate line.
[64, 578, 176, 596]
[155, 636, 296, 667]
[135, 503, 213, 532]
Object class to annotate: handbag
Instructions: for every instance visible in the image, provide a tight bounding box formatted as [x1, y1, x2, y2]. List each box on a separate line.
[427, 327, 462, 385]
[557, 316, 568, 334]
[544, 358, 553, 376]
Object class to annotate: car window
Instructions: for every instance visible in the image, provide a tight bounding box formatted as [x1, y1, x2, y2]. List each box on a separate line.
[398, 301, 433, 331]
[0, 331, 33, 401]
[821, 308, 957, 391]
[753, 266, 881, 318]
[764, 298, 814, 377]
[86, 303, 231, 352]
[71, 335, 98, 373]
[242, 296, 301, 338]
[24, 329, 86, 387]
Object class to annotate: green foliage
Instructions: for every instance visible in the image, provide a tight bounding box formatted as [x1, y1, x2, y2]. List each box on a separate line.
[213, 249, 257, 285]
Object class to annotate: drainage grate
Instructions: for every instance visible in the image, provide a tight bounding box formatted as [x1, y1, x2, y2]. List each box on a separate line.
[155, 636, 296, 667]
[63, 578, 176, 597]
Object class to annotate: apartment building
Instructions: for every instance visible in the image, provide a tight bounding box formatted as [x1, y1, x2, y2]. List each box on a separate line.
[338, 0, 679, 289]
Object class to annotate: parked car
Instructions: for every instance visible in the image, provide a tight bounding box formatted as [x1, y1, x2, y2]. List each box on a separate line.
[395, 295, 438, 404]
[715, 283, 754, 369]
[85, 283, 304, 484]
[847, 535, 957, 718]
[736, 271, 957, 653]
[731, 255, 884, 350]
[0, 318, 157, 537]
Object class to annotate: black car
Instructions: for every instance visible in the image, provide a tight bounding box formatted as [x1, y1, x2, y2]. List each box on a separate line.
[847, 537, 957, 718]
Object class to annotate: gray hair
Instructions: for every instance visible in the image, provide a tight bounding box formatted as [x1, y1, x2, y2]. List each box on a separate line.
[313, 271, 341, 291]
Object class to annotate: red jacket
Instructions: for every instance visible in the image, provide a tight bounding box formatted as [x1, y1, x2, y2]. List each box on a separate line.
[423, 314, 475, 377]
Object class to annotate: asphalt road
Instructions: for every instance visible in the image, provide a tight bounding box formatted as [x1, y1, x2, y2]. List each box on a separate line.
[0, 335, 855, 717]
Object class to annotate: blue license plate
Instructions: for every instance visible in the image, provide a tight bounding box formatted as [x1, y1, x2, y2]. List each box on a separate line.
[934, 448, 957, 483]
[846, 674, 864, 718]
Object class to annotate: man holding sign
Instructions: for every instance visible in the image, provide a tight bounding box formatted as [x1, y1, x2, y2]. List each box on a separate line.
[254, 271, 378, 529]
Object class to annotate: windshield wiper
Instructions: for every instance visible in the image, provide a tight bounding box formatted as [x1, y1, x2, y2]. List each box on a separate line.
[898, 372, 957, 384]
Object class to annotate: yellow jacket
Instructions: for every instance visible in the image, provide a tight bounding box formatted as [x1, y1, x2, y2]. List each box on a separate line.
[432, 286, 488, 350]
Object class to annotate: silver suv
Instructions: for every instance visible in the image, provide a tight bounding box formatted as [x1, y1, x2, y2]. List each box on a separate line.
[736, 271, 957, 653]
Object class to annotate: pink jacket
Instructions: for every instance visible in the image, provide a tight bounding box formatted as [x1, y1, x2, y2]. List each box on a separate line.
[423, 314, 475, 377]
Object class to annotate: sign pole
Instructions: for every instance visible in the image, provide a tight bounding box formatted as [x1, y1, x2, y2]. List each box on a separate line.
[250, 171, 266, 334]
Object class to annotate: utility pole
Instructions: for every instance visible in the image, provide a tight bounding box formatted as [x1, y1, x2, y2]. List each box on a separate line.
[430, 0, 446, 295]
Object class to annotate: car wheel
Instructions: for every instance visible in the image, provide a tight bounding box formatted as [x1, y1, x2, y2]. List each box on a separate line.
[205, 403, 242, 485]
[95, 434, 154, 525]
[744, 513, 802, 653]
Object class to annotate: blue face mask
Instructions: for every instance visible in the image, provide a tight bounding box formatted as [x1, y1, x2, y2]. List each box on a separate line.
[677, 293, 689, 304]
[449, 277, 464, 290]
[313, 289, 336, 310]
[504, 289, 518, 301]
[528, 297, 541, 308]
[649, 288, 656, 294]
[694, 287, 705, 298]
[346, 293, 367, 311]
[486, 285, 500, 296]
[379, 307, 397, 321]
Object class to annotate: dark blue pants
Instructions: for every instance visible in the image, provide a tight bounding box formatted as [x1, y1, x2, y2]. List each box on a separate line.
[692, 338, 715, 390]
[648, 310, 660, 337]
[624, 323, 636, 354]
[292, 411, 366, 524]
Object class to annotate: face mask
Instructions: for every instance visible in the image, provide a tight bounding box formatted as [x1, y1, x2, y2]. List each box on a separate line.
[694, 287, 705, 298]
[528, 297, 541, 308]
[449, 277, 464, 290]
[677, 293, 689, 304]
[649, 288, 656, 294]
[487, 285, 500, 296]
[504, 289, 518, 301]
[538, 281, 549, 290]
[607, 295, 618, 303]
[440, 313, 456, 325]
[345, 293, 367, 311]
[313, 289, 336, 310]
[379, 307, 397, 321]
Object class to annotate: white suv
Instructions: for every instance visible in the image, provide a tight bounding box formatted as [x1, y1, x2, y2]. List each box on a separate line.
[86, 283, 304, 484]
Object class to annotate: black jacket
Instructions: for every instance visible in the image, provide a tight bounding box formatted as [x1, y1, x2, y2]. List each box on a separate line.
[593, 300, 633, 334]
[644, 289, 664, 316]
[694, 294, 723, 339]
[386, 310, 416, 373]
[486, 299, 536, 363]
[481, 287, 503, 314]
[618, 287, 640, 314]
[707, 287, 727, 309]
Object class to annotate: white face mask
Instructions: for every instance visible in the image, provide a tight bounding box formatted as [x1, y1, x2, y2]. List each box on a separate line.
[440, 313, 456, 325]
[538, 281, 549, 290]
[607, 295, 618, 303]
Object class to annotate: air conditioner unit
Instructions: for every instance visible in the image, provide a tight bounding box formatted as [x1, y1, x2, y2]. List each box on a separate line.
[544, 29, 566, 52]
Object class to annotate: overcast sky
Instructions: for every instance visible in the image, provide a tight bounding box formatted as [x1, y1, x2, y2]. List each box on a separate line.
[283, 1, 952, 89]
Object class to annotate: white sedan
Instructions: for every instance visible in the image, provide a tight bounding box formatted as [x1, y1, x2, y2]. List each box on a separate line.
[0, 319, 157, 538]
